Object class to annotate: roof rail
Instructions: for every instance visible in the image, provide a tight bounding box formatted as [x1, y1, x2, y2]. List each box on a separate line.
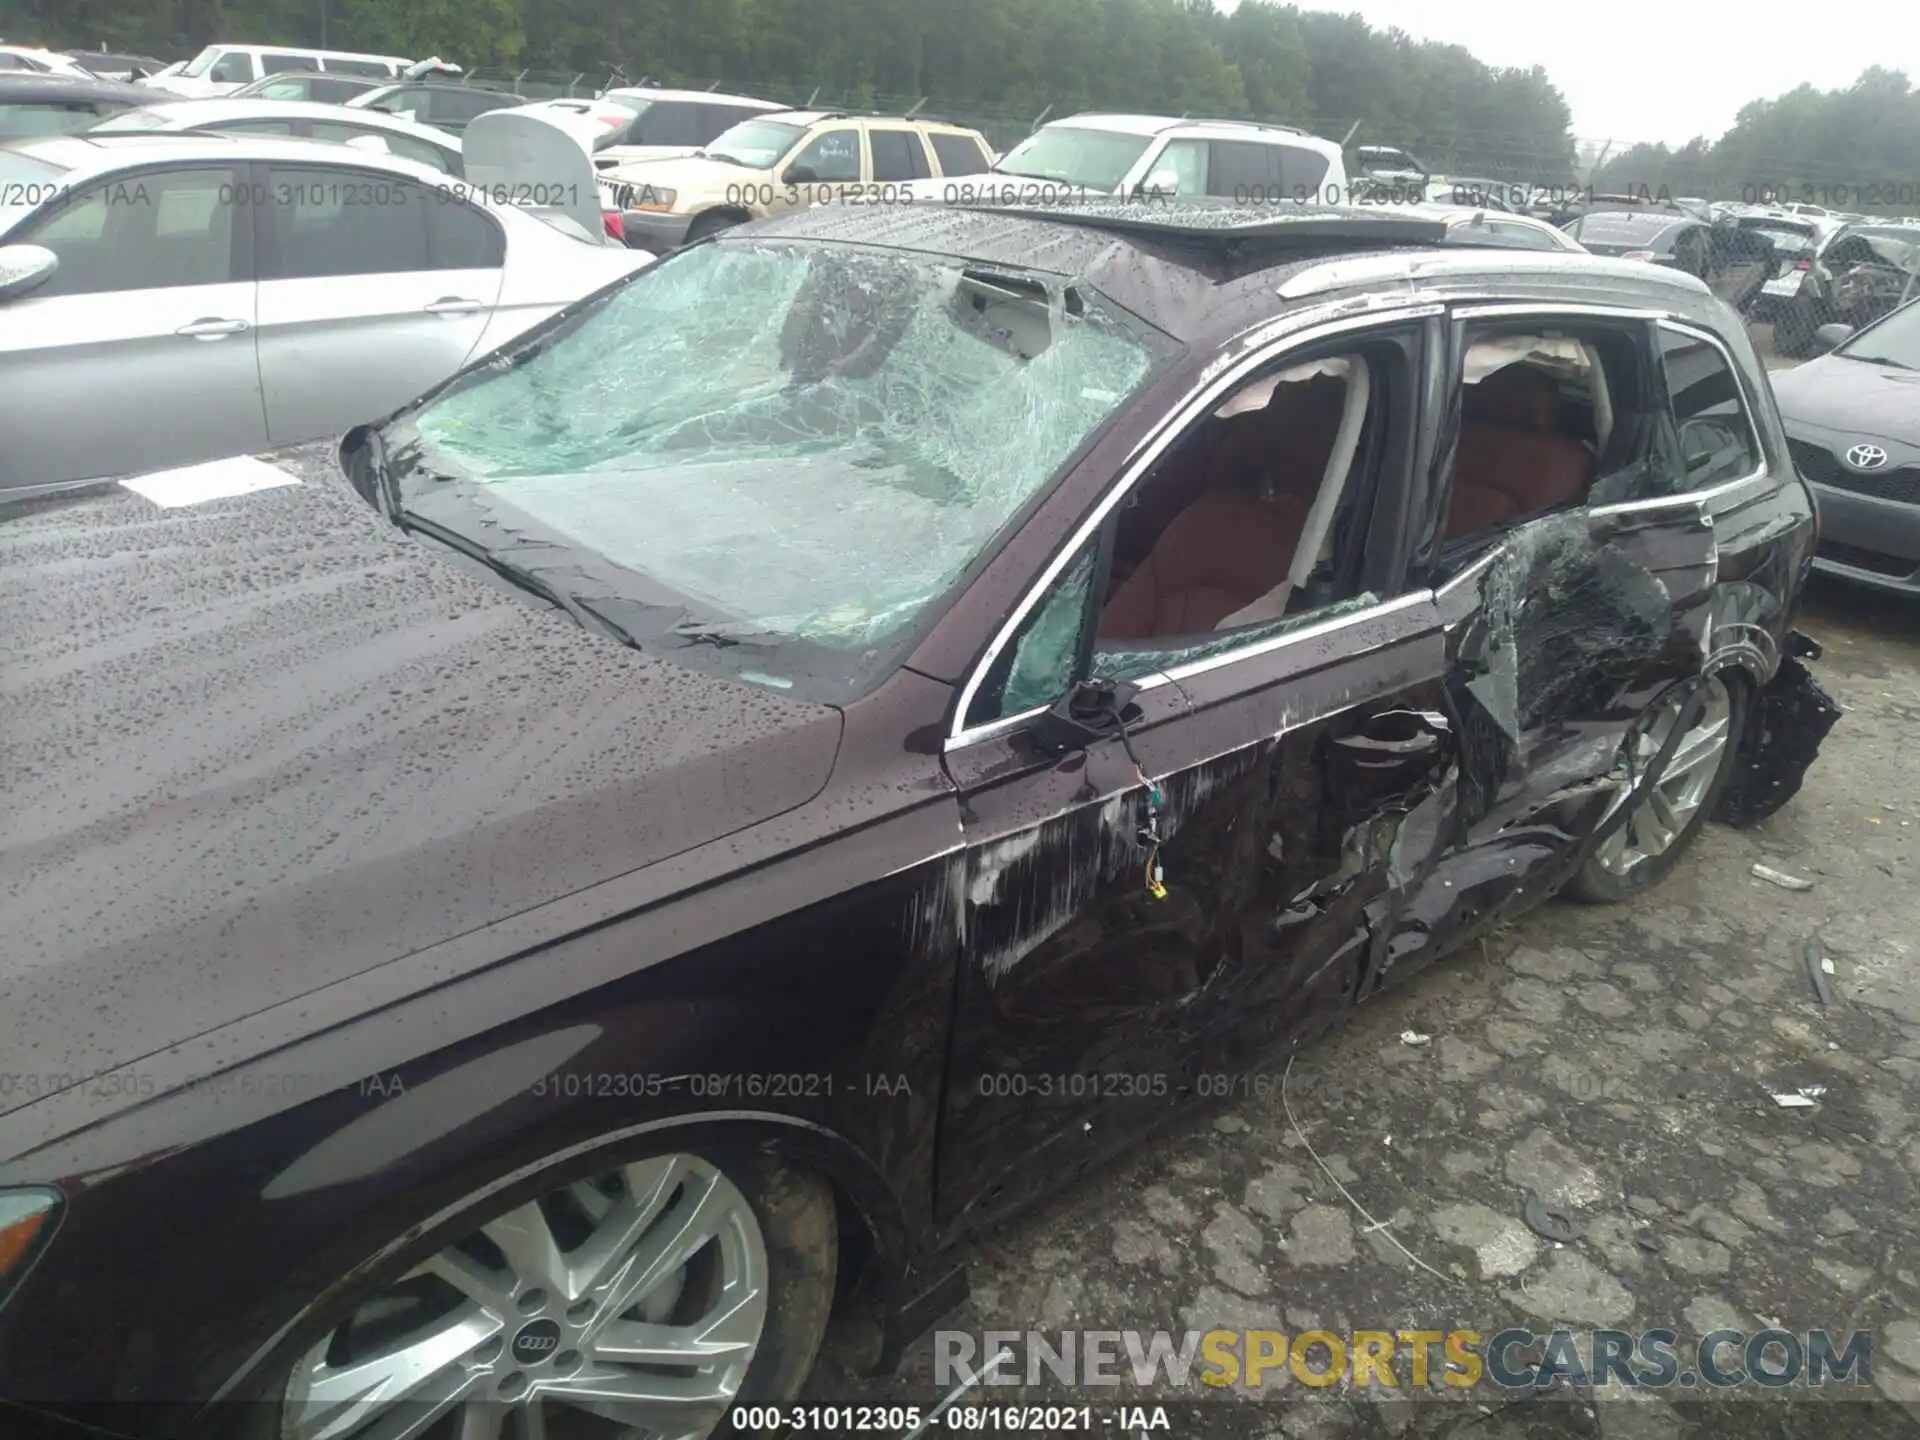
[779, 106, 961, 126]
[1052, 110, 1307, 136]
[1176, 116, 1308, 136]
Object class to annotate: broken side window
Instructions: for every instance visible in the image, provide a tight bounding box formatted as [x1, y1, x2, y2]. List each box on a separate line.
[1439, 320, 1666, 559]
[966, 542, 1099, 727]
[1656, 325, 1761, 490]
[1091, 348, 1385, 675]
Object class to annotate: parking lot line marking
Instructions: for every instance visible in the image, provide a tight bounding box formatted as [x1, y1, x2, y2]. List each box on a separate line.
[120, 456, 301, 509]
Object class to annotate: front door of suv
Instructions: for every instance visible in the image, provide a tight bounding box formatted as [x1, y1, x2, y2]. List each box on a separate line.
[934, 315, 1472, 1234]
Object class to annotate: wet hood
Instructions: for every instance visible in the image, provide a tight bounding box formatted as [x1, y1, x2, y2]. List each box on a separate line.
[1770, 353, 1920, 447]
[599, 151, 754, 199]
[0, 451, 842, 1115]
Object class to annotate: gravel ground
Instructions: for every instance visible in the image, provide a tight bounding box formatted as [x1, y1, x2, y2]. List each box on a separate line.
[805, 337, 1920, 1438]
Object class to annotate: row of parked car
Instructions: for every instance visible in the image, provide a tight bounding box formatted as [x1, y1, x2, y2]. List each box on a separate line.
[1, 39, 1915, 591]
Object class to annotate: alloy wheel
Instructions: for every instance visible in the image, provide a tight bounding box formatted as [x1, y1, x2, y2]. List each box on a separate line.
[279, 1154, 768, 1440]
[1592, 675, 1733, 877]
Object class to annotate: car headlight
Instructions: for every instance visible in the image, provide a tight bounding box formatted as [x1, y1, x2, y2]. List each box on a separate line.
[615, 183, 675, 213]
[0, 1188, 60, 1298]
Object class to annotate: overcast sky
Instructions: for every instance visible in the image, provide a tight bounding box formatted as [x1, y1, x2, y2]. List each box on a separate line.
[1231, 0, 1917, 145]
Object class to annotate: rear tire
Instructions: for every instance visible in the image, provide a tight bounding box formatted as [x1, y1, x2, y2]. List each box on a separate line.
[1567, 672, 1745, 904]
[229, 1145, 836, 1440]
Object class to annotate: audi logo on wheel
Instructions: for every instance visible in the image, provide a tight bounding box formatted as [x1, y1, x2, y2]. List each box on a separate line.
[1845, 443, 1889, 470]
[510, 1319, 563, 1362]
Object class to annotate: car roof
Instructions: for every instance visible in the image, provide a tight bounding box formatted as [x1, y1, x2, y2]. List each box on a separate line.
[1043, 113, 1336, 151]
[602, 86, 781, 108]
[207, 43, 409, 61]
[754, 108, 983, 134]
[119, 97, 460, 143]
[1412, 203, 1577, 241]
[358, 79, 510, 96]
[0, 72, 155, 102]
[9, 129, 464, 183]
[750, 198, 1720, 345]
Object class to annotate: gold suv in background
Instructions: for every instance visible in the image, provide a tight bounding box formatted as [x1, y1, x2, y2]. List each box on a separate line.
[602, 108, 997, 250]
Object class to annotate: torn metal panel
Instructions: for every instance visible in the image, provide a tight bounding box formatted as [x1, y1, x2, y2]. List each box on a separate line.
[1382, 507, 1709, 978]
[1714, 654, 1843, 827]
[1445, 511, 1679, 802]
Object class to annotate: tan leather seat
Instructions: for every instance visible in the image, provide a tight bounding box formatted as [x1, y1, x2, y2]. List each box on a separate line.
[1451, 425, 1594, 529]
[1098, 374, 1346, 640]
[1098, 489, 1315, 639]
[1447, 364, 1593, 536]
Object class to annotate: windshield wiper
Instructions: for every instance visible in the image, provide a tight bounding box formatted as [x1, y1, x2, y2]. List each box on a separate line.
[397, 511, 645, 652]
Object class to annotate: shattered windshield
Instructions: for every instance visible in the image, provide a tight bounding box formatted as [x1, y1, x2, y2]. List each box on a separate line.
[995, 127, 1151, 190]
[397, 238, 1168, 699]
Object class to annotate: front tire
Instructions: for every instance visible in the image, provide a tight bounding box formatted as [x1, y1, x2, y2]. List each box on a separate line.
[233, 1147, 835, 1440]
[684, 211, 747, 245]
[1567, 672, 1745, 904]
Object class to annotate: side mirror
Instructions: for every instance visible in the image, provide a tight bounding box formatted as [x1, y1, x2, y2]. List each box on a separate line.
[1031, 678, 1142, 755]
[1812, 322, 1853, 353]
[783, 163, 819, 185]
[1139, 168, 1179, 198]
[0, 244, 58, 303]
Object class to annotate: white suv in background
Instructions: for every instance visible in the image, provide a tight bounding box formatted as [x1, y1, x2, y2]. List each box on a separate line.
[851, 113, 1348, 206]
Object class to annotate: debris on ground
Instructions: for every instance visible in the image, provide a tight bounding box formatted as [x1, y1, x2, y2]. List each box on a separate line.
[1805, 938, 1836, 1004]
[1753, 862, 1815, 890]
[1768, 1085, 1828, 1108]
[1400, 1030, 1432, 1047]
[1522, 1196, 1585, 1243]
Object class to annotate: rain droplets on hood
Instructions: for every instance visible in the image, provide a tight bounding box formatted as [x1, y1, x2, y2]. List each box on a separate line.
[408, 239, 1159, 657]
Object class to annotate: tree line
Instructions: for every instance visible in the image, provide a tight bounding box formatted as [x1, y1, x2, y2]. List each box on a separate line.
[1591, 67, 1920, 214]
[11, 0, 1912, 204]
[10, 0, 1579, 174]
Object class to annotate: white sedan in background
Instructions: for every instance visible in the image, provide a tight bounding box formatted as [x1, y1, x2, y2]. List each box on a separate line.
[0, 111, 650, 500]
[0, 44, 96, 77]
[87, 96, 466, 174]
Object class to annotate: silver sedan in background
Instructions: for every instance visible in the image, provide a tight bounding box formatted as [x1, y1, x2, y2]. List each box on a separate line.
[86, 96, 466, 175]
[0, 112, 649, 501]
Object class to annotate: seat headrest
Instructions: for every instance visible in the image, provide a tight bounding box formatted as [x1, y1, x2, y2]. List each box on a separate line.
[1464, 363, 1557, 433]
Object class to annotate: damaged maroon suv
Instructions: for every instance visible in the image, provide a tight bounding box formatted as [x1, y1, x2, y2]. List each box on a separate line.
[0, 200, 1839, 1439]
